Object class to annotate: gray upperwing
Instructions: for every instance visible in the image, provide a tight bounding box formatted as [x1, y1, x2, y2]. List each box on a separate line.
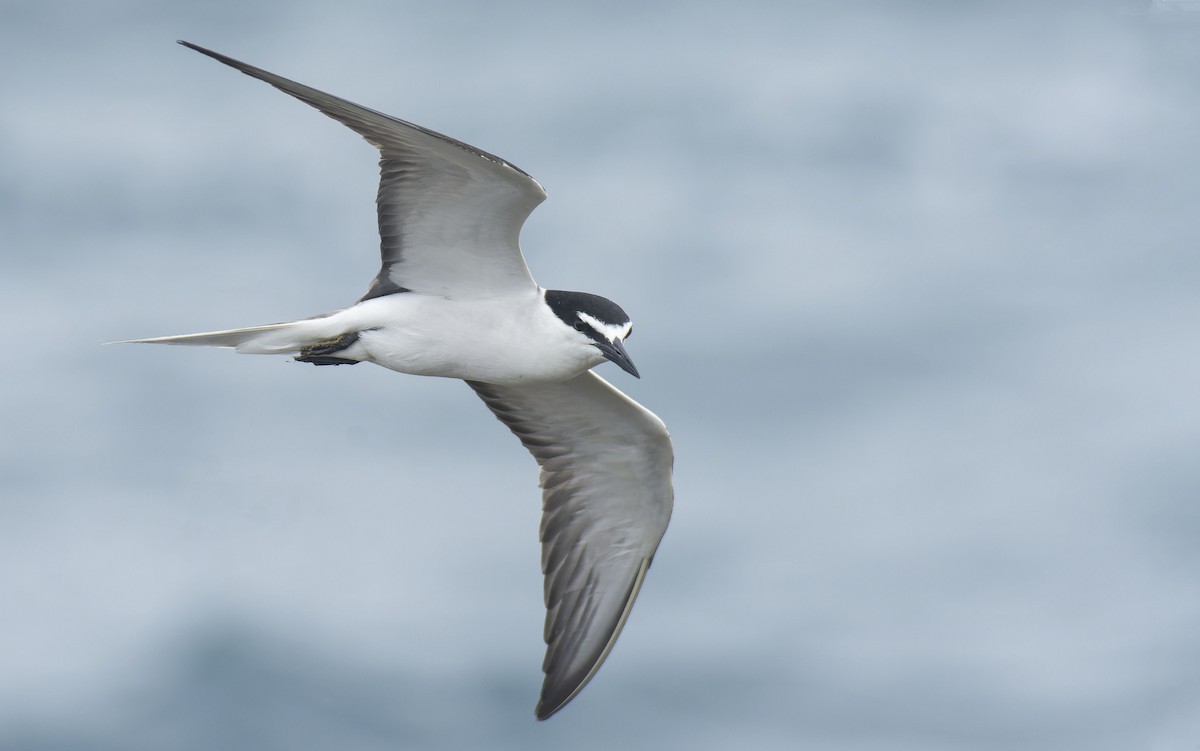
[179, 41, 546, 300]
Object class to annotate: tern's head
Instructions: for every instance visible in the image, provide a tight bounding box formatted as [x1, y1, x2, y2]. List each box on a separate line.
[544, 289, 639, 378]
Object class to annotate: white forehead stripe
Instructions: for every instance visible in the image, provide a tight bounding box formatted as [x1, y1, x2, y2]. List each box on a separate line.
[577, 312, 632, 342]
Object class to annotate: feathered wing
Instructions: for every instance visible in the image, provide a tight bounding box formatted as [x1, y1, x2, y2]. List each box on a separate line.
[468, 372, 674, 719]
[179, 41, 546, 300]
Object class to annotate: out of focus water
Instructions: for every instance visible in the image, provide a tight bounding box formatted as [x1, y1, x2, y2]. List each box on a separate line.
[3, 1, 1200, 748]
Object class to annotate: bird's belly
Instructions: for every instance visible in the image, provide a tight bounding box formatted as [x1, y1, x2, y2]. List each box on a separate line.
[362, 328, 591, 383]
[353, 298, 599, 385]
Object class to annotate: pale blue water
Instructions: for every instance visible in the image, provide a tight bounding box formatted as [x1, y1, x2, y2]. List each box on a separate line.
[3, 1, 1200, 748]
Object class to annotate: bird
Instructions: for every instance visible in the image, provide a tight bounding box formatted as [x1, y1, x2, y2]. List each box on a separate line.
[120, 41, 674, 720]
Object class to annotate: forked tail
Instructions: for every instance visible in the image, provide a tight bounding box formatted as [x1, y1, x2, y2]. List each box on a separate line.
[116, 320, 315, 354]
[114, 314, 360, 364]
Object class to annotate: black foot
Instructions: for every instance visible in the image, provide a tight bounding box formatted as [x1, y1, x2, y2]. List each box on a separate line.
[297, 355, 360, 366]
[297, 332, 361, 366]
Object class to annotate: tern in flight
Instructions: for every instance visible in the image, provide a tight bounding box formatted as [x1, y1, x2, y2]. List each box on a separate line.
[123, 41, 674, 719]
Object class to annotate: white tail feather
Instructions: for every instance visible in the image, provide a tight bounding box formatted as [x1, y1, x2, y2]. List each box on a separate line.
[118, 320, 316, 354]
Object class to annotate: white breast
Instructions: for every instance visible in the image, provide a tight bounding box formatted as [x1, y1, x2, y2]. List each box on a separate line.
[346, 292, 604, 385]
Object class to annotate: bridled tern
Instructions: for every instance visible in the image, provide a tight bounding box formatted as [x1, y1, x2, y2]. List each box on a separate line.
[124, 41, 674, 720]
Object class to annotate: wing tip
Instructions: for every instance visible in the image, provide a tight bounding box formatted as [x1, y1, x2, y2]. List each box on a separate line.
[534, 557, 653, 720]
[177, 39, 209, 56]
[175, 40, 253, 76]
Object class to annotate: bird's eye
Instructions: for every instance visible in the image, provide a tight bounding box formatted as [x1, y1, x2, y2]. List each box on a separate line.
[625, 325, 633, 340]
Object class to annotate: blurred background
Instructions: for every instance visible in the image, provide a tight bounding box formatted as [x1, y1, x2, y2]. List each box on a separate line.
[3, 0, 1199, 748]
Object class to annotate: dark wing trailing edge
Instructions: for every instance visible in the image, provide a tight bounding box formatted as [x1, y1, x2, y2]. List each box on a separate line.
[469, 372, 674, 719]
[178, 41, 546, 300]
